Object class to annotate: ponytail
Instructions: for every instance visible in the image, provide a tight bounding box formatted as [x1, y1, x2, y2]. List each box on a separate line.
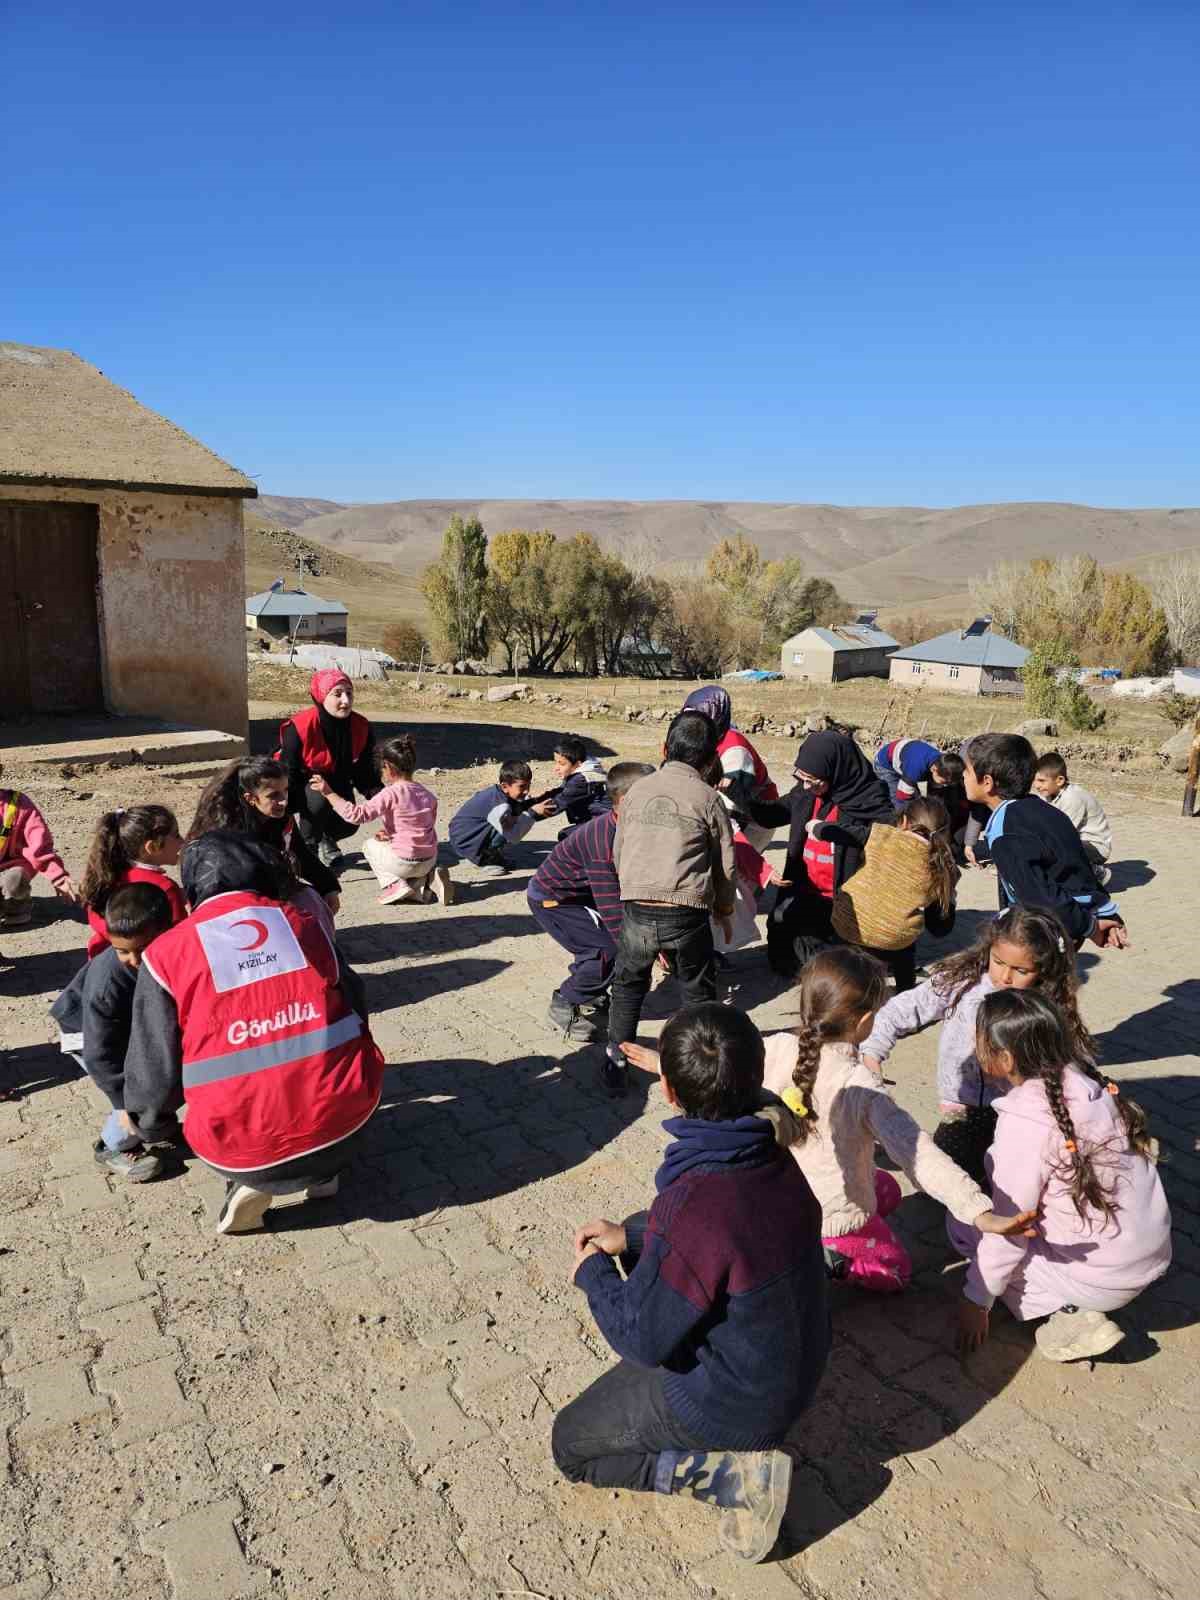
[378, 733, 417, 778]
[80, 805, 179, 912]
[788, 947, 889, 1144]
[903, 795, 958, 917]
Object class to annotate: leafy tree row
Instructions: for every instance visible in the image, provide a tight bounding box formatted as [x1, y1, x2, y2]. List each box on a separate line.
[417, 519, 850, 676]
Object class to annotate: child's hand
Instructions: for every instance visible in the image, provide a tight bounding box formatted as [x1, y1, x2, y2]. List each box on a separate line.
[1092, 918, 1130, 949]
[532, 799, 556, 817]
[656, 952, 671, 974]
[309, 775, 331, 796]
[805, 820, 825, 839]
[767, 870, 792, 888]
[117, 1111, 137, 1136]
[574, 1218, 627, 1256]
[861, 1054, 884, 1078]
[324, 892, 341, 917]
[956, 1297, 990, 1353]
[54, 875, 80, 903]
[620, 1042, 660, 1074]
[974, 1207, 1039, 1239]
[571, 1241, 601, 1280]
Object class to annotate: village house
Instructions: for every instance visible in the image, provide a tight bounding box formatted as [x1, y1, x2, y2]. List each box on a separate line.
[0, 342, 254, 736]
[887, 617, 1030, 695]
[780, 614, 898, 683]
[245, 582, 349, 646]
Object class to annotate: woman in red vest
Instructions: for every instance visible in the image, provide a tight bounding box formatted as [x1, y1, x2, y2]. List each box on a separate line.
[123, 831, 383, 1235]
[681, 686, 780, 851]
[279, 670, 380, 868]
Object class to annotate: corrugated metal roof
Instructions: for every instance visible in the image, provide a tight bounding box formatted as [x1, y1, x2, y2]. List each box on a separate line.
[783, 624, 898, 651]
[245, 587, 348, 617]
[0, 343, 256, 496]
[890, 625, 1029, 668]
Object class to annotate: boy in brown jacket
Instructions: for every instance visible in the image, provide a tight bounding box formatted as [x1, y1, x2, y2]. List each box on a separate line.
[605, 711, 737, 1094]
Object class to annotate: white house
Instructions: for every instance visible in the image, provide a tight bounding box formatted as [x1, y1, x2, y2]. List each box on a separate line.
[888, 618, 1029, 696]
[245, 583, 349, 645]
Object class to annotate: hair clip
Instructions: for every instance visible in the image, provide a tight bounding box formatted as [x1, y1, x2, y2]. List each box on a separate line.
[1063, 1140, 1078, 1155]
[781, 1087, 810, 1118]
[114, 807, 127, 817]
[1105, 1081, 1120, 1096]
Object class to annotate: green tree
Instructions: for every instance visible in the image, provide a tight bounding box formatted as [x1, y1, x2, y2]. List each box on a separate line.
[706, 534, 763, 601]
[484, 529, 581, 674]
[1021, 641, 1106, 731]
[1094, 571, 1172, 675]
[420, 515, 489, 659]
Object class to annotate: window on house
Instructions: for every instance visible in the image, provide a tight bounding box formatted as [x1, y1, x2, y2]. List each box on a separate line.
[911, 662, 922, 675]
[792, 652, 804, 664]
[948, 666, 960, 679]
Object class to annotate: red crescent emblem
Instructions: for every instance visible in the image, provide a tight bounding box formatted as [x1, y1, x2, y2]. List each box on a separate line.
[230, 918, 270, 951]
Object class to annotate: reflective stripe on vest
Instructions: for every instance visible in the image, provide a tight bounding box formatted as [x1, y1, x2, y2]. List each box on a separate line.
[183, 1010, 363, 1090]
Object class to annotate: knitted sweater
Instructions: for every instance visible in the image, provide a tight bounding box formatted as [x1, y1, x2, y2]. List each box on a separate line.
[831, 822, 952, 951]
[762, 1035, 990, 1235]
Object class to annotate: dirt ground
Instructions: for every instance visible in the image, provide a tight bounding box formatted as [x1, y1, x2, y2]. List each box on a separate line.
[2, 693, 1198, 1600]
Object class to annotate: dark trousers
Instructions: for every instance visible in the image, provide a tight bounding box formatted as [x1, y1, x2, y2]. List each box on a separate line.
[528, 896, 616, 1005]
[296, 786, 357, 849]
[205, 1123, 368, 1195]
[607, 903, 715, 1048]
[767, 893, 834, 977]
[552, 1358, 711, 1491]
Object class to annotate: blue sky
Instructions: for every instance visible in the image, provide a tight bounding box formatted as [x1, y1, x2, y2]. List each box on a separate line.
[6, 2, 1198, 505]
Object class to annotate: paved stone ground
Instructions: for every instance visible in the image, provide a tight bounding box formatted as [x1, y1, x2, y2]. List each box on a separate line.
[2, 773, 1199, 1600]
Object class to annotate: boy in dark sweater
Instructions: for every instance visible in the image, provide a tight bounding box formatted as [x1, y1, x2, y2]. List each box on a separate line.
[528, 761, 654, 1042]
[448, 760, 557, 876]
[550, 734, 612, 837]
[555, 1004, 827, 1564]
[50, 884, 174, 1181]
[964, 734, 1128, 949]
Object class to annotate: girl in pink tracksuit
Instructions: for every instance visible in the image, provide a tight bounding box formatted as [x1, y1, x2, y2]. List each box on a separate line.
[0, 764, 79, 926]
[953, 988, 1171, 1363]
[760, 946, 1033, 1290]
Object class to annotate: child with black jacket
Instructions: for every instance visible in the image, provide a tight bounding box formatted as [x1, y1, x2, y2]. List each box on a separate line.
[555, 1003, 828, 1565]
[964, 734, 1127, 950]
[50, 884, 174, 1182]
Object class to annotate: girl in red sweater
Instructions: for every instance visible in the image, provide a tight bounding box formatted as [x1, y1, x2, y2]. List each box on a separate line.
[80, 806, 186, 958]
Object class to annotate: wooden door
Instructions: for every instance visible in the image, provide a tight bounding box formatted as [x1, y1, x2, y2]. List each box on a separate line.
[0, 501, 104, 716]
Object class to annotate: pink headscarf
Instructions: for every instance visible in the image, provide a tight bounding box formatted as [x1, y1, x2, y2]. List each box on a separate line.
[310, 669, 352, 707]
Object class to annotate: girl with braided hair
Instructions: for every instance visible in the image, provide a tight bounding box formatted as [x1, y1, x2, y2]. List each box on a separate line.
[758, 948, 1036, 1291]
[861, 906, 1094, 1187]
[953, 988, 1170, 1363]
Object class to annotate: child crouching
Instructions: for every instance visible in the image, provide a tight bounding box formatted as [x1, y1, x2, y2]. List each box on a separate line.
[556, 1004, 829, 1565]
[953, 989, 1171, 1363]
[51, 884, 175, 1182]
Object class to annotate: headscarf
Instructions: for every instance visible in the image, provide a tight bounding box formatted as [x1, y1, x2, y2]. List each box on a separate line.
[793, 731, 890, 813]
[682, 685, 732, 739]
[181, 830, 294, 909]
[309, 669, 355, 775]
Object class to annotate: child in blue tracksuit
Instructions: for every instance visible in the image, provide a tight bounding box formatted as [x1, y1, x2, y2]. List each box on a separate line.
[872, 739, 964, 808]
[448, 760, 557, 876]
[550, 735, 612, 837]
[555, 1003, 828, 1566]
[50, 883, 174, 1182]
[963, 734, 1127, 949]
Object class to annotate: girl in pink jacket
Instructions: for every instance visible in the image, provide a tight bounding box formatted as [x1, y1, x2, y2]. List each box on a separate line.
[953, 988, 1171, 1364]
[0, 764, 79, 926]
[311, 734, 453, 908]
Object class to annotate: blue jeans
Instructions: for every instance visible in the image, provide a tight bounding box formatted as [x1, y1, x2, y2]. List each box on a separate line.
[871, 756, 905, 806]
[71, 1054, 140, 1151]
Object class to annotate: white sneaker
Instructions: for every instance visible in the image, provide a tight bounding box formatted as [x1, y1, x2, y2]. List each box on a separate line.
[216, 1184, 273, 1235]
[305, 1176, 340, 1200]
[378, 881, 421, 905]
[1035, 1308, 1124, 1362]
[475, 862, 507, 879]
[431, 866, 456, 905]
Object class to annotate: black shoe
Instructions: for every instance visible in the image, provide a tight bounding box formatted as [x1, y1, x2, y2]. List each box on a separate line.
[317, 839, 343, 869]
[548, 991, 574, 1030]
[600, 1048, 629, 1097]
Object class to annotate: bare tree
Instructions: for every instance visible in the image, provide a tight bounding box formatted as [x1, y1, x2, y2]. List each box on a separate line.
[1150, 554, 1200, 665]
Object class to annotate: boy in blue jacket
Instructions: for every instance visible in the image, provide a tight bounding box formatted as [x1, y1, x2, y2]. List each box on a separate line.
[554, 1004, 828, 1564]
[964, 734, 1128, 949]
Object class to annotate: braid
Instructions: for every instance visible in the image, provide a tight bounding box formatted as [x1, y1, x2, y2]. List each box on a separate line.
[1042, 1061, 1121, 1225]
[1043, 969, 1097, 1065]
[789, 1023, 823, 1145]
[1071, 1057, 1154, 1160]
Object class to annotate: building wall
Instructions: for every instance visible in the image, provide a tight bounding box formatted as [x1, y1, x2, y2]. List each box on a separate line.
[781, 638, 836, 682]
[248, 613, 349, 645]
[3, 484, 248, 733]
[831, 646, 893, 683]
[888, 658, 990, 696]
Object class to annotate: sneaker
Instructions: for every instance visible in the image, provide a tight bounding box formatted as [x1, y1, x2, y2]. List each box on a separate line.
[430, 867, 456, 905]
[475, 861, 508, 879]
[665, 1448, 792, 1564]
[305, 1175, 340, 1200]
[215, 1183, 274, 1235]
[378, 881, 421, 905]
[0, 905, 33, 928]
[548, 990, 574, 1030]
[317, 839, 343, 868]
[94, 1140, 162, 1183]
[1035, 1307, 1125, 1363]
[600, 1047, 629, 1097]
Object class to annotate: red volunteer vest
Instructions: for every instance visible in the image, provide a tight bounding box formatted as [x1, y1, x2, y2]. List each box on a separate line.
[718, 730, 779, 804]
[142, 891, 382, 1172]
[802, 800, 839, 898]
[279, 706, 370, 777]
